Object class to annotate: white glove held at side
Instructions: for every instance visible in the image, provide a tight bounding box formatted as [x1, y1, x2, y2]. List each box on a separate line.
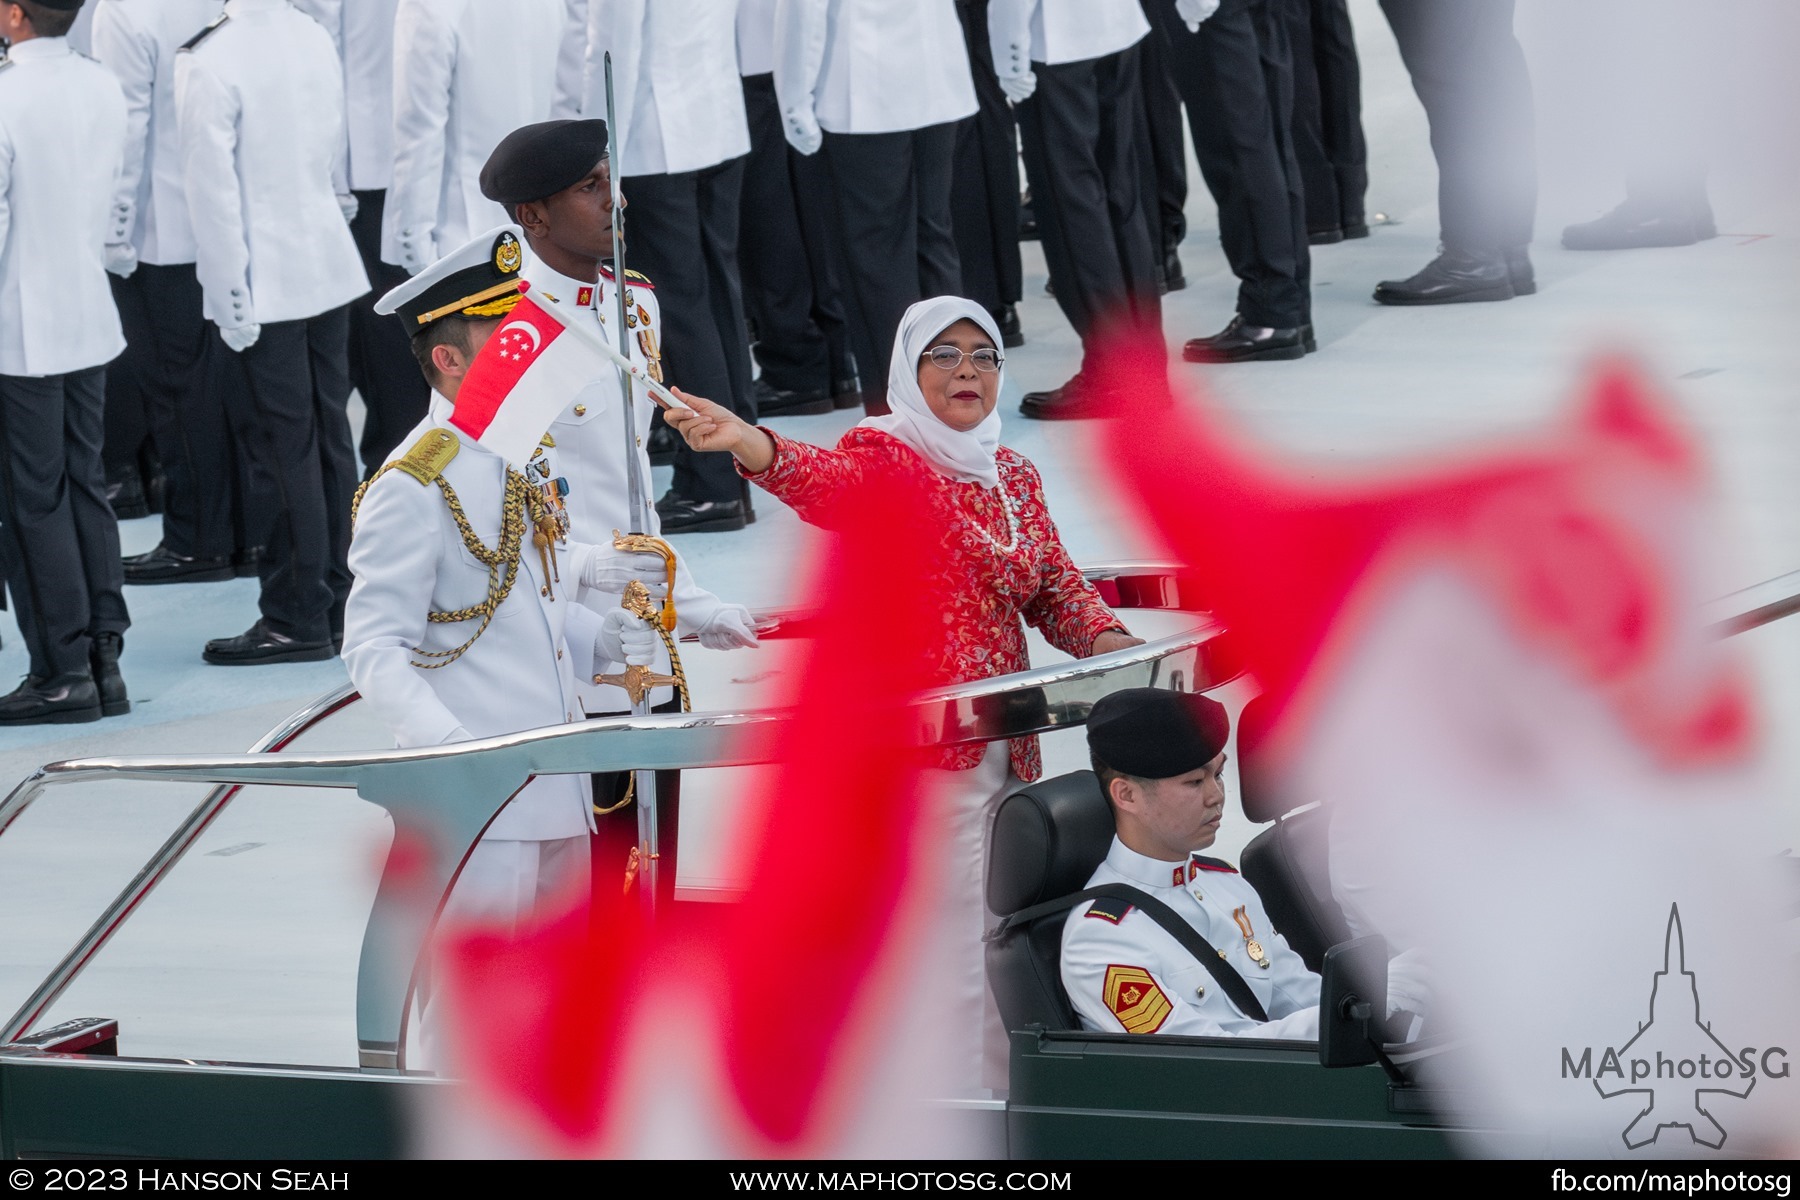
[104, 243, 139, 278]
[696, 604, 760, 651]
[999, 69, 1037, 104]
[600, 608, 658, 668]
[220, 323, 262, 353]
[337, 193, 360, 223]
[784, 107, 823, 156]
[581, 547, 669, 598]
[1385, 947, 1434, 1019]
[1177, 0, 1221, 32]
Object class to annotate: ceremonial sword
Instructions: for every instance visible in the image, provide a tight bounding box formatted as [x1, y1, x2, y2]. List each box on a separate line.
[600, 50, 675, 918]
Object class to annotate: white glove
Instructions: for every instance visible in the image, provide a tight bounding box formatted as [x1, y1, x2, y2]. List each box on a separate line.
[784, 106, 823, 157]
[220, 323, 262, 353]
[695, 603, 759, 651]
[1177, 0, 1221, 32]
[103, 242, 138, 278]
[599, 608, 658, 668]
[999, 69, 1037, 104]
[337, 192, 359, 223]
[581, 545, 669, 598]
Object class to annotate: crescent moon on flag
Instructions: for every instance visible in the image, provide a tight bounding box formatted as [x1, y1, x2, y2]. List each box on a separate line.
[499, 320, 542, 354]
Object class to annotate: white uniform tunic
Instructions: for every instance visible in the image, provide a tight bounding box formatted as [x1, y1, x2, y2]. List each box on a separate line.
[0, 37, 127, 378]
[291, 0, 398, 192]
[90, 0, 223, 267]
[987, 0, 1148, 71]
[773, 0, 976, 136]
[520, 253, 739, 712]
[583, 0, 749, 178]
[343, 394, 613, 843]
[382, 0, 565, 273]
[1062, 838, 1323, 1039]
[173, 0, 369, 328]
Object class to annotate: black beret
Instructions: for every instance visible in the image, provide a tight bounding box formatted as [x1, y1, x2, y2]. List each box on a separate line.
[28, 0, 86, 9]
[1087, 689, 1230, 780]
[479, 119, 609, 206]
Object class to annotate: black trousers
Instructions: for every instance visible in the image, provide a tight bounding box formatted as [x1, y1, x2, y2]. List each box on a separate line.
[1138, 7, 1191, 262]
[625, 157, 756, 505]
[1379, 0, 1535, 253]
[1149, 0, 1310, 329]
[0, 366, 130, 678]
[589, 694, 684, 910]
[210, 309, 356, 642]
[1015, 41, 1163, 368]
[106, 263, 235, 560]
[739, 73, 857, 397]
[347, 189, 430, 476]
[951, 0, 1024, 318]
[1288, 0, 1367, 234]
[820, 122, 962, 402]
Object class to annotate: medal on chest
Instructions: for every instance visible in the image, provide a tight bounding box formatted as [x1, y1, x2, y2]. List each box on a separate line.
[1232, 905, 1272, 970]
[528, 445, 571, 543]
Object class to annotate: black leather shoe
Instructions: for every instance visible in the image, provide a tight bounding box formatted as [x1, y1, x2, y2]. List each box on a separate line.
[90, 631, 129, 717]
[995, 304, 1024, 349]
[1182, 315, 1309, 363]
[1019, 375, 1107, 421]
[123, 543, 235, 585]
[1505, 246, 1536, 296]
[233, 546, 263, 578]
[654, 491, 748, 533]
[203, 620, 335, 666]
[0, 673, 102, 725]
[1373, 247, 1515, 305]
[1308, 225, 1345, 245]
[107, 472, 149, 520]
[1301, 323, 1317, 353]
[1162, 248, 1187, 293]
[753, 376, 832, 418]
[1562, 200, 1715, 250]
[832, 375, 864, 409]
[648, 422, 678, 466]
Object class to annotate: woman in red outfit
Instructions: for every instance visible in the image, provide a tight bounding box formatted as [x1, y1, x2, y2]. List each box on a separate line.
[667, 295, 1142, 1091]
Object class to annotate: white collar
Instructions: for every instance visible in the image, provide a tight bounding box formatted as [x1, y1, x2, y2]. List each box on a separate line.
[1103, 837, 1190, 890]
[3, 37, 69, 62]
[521, 253, 605, 310]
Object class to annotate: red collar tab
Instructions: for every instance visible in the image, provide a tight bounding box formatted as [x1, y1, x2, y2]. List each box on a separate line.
[1191, 856, 1238, 876]
[576, 286, 594, 307]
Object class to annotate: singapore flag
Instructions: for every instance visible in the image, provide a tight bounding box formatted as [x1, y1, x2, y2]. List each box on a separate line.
[448, 285, 606, 469]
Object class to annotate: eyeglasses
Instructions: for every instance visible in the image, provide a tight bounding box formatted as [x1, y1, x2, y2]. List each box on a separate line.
[920, 346, 1004, 373]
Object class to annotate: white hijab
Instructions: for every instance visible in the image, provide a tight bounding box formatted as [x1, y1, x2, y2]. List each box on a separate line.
[858, 296, 1004, 490]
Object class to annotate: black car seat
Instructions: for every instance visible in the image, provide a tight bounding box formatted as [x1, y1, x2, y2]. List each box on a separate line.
[983, 770, 1116, 1034]
[1235, 695, 1355, 973]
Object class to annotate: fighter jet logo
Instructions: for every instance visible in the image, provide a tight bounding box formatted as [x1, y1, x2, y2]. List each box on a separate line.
[1595, 904, 1755, 1149]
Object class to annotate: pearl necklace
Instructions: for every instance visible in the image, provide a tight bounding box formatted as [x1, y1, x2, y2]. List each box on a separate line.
[966, 482, 1020, 554]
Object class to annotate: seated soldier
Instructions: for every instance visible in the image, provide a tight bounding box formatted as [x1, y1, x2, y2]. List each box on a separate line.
[1061, 688, 1427, 1038]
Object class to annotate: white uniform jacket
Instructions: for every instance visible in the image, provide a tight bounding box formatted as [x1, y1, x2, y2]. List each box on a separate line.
[736, 0, 774, 76]
[173, 0, 368, 328]
[553, 0, 588, 118]
[522, 253, 739, 713]
[90, 0, 223, 266]
[291, 0, 398, 192]
[382, 0, 564, 273]
[988, 0, 1147, 71]
[773, 0, 976, 136]
[0, 38, 127, 378]
[343, 394, 622, 843]
[584, 0, 749, 177]
[1062, 838, 1323, 1040]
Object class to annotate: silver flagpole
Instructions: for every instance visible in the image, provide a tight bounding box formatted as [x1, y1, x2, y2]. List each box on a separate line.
[604, 51, 663, 918]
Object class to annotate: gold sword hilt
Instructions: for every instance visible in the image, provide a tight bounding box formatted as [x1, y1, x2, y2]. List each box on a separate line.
[593, 580, 679, 706]
[612, 529, 677, 633]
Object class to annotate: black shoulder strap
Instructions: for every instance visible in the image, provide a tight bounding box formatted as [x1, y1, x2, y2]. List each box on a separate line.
[179, 13, 229, 52]
[989, 883, 1270, 1024]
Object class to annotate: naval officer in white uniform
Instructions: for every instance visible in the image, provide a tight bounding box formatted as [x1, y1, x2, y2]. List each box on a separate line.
[345, 225, 665, 925]
[1063, 689, 1433, 1039]
[0, 0, 131, 726]
[383, 0, 566, 276]
[478, 119, 760, 900]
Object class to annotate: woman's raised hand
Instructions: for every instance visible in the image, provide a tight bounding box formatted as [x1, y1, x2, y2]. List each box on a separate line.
[663, 387, 778, 474]
[663, 388, 743, 453]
